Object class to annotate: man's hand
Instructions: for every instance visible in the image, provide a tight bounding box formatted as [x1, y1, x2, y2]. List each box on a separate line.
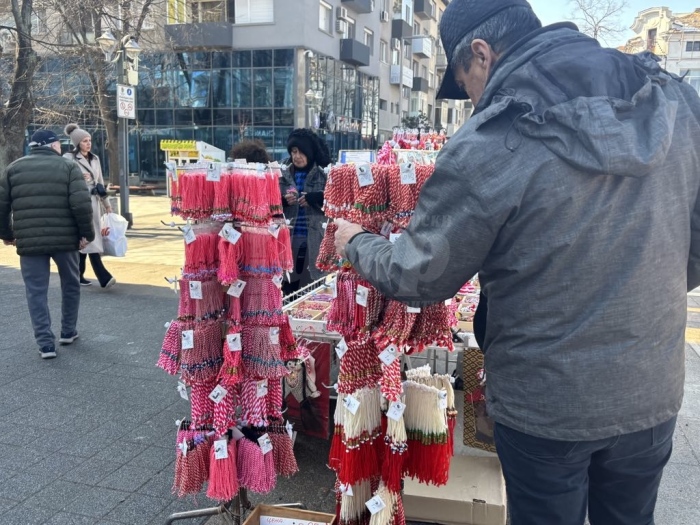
[299, 193, 308, 208]
[2, 239, 15, 246]
[101, 227, 110, 237]
[104, 205, 112, 213]
[285, 190, 298, 206]
[334, 219, 365, 259]
[79, 237, 89, 250]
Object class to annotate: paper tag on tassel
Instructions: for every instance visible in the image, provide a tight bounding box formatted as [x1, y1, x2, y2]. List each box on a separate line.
[387, 401, 406, 421]
[268, 223, 281, 238]
[178, 440, 188, 457]
[214, 439, 228, 459]
[330, 279, 338, 299]
[258, 433, 273, 455]
[389, 233, 401, 243]
[219, 223, 241, 245]
[188, 281, 203, 300]
[227, 280, 246, 298]
[269, 327, 280, 345]
[379, 344, 399, 366]
[206, 163, 221, 182]
[285, 420, 293, 439]
[226, 333, 242, 351]
[438, 390, 448, 410]
[356, 163, 374, 187]
[335, 338, 348, 359]
[343, 395, 360, 415]
[355, 285, 369, 307]
[181, 330, 194, 350]
[400, 162, 417, 185]
[273, 274, 284, 288]
[340, 483, 354, 496]
[256, 379, 269, 398]
[182, 226, 196, 245]
[209, 385, 228, 404]
[176, 382, 189, 401]
[365, 496, 386, 515]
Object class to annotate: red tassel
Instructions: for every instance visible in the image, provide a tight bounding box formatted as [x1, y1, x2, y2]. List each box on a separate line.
[207, 438, 239, 501]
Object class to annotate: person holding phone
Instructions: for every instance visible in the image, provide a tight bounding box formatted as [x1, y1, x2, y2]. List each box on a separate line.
[64, 124, 116, 289]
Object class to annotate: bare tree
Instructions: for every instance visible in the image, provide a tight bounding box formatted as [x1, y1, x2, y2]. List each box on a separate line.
[569, 0, 629, 46]
[0, 0, 40, 170]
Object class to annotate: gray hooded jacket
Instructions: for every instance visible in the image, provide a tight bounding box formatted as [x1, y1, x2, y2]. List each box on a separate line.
[347, 24, 700, 440]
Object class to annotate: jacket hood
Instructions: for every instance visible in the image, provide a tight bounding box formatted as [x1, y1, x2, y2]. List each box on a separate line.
[474, 24, 678, 178]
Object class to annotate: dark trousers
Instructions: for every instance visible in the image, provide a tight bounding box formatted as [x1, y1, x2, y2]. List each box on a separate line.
[20, 251, 80, 348]
[79, 252, 113, 287]
[494, 417, 676, 525]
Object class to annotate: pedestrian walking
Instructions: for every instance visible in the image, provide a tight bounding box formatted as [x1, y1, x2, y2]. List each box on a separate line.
[334, 0, 700, 523]
[0, 129, 94, 359]
[64, 123, 116, 289]
[279, 128, 331, 294]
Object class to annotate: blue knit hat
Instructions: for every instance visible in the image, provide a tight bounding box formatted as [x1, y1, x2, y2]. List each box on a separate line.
[29, 129, 59, 147]
[436, 0, 533, 100]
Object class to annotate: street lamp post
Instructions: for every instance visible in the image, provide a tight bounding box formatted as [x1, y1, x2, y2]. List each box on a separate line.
[97, 30, 141, 228]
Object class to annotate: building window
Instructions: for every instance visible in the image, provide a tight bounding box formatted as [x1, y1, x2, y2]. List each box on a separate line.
[379, 99, 388, 111]
[32, 8, 46, 33]
[234, 0, 274, 24]
[191, 0, 226, 23]
[447, 108, 453, 124]
[647, 28, 657, 51]
[413, 22, 421, 35]
[346, 16, 356, 39]
[319, 1, 332, 33]
[429, 71, 434, 88]
[402, 86, 410, 99]
[427, 104, 432, 120]
[380, 40, 388, 63]
[421, 65, 427, 78]
[410, 97, 418, 113]
[390, 102, 395, 113]
[404, 42, 411, 59]
[686, 41, 700, 52]
[364, 28, 374, 55]
[412, 60, 418, 76]
[391, 48, 400, 65]
[685, 69, 700, 94]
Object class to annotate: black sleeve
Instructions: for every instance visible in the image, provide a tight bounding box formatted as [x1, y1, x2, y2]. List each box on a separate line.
[305, 191, 324, 210]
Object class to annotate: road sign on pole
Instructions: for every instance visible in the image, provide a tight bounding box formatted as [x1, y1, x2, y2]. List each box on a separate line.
[117, 84, 136, 119]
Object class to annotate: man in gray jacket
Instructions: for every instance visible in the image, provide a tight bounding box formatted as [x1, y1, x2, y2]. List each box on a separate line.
[335, 0, 700, 523]
[0, 130, 94, 359]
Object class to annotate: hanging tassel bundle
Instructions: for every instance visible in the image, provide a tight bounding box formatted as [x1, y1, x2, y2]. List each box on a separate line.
[195, 280, 226, 320]
[177, 279, 195, 320]
[173, 430, 211, 497]
[406, 303, 454, 353]
[327, 273, 383, 336]
[338, 478, 373, 525]
[213, 384, 237, 436]
[157, 320, 188, 375]
[241, 277, 285, 326]
[317, 220, 340, 272]
[267, 168, 284, 217]
[178, 170, 216, 219]
[212, 173, 233, 221]
[184, 227, 221, 279]
[277, 226, 294, 273]
[170, 172, 182, 215]
[239, 228, 282, 276]
[226, 295, 242, 325]
[338, 387, 382, 486]
[241, 325, 288, 379]
[371, 300, 419, 350]
[378, 357, 403, 404]
[402, 380, 450, 487]
[349, 165, 390, 231]
[329, 392, 347, 472]
[324, 164, 357, 219]
[337, 334, 383, 394]
[266, 377, 284, 420]
[206, 437, 239, 501]
[179, 320, 224, 384]
[237, 437, 277, 494]
[217, 234, 241, 285]
[239, 378, 270, 427]
[190, 378, 217, 427]
[381, 407, 407, 493]
[218, 328, 243, 386]
[268, 425, 299, 477]
[368, 482, 401, 525]
[279, 317, 300, 361]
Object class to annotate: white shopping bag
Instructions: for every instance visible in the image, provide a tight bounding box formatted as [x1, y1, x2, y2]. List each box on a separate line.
[100, 212, 128, 257]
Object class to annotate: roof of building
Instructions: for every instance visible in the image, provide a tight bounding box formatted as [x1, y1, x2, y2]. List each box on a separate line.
[675, 9, 700, 29]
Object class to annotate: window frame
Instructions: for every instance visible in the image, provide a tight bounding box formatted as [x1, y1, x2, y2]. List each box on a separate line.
[318, 0, 333, 34]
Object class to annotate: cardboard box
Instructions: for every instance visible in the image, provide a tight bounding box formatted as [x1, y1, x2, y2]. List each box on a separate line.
[403, 455, 506, 525]
[243, 505, 336, 525]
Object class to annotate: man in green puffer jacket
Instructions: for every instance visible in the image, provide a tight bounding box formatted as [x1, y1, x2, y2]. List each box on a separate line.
[0, 129, 94, 359]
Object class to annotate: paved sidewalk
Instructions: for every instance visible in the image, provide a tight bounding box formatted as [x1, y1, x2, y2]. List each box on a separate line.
[0, 195, 697, 524]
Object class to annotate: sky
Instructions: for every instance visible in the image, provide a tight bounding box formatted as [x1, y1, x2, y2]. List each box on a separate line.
[528, 1, 700, 46]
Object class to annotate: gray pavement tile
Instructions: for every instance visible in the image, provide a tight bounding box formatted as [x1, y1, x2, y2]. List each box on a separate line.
[100, 363, 171, 382]
[669, 424, 700, 466]
[93, 440, 150, 464]
[0, 443, 47, 471]
[119, 420, 175, 446]
[104, 493, 171, 525]
[67, 486, 130, 518]
[137, 469, 176, 499]
[25, 453, 87, 479]
[44, 512, 98, 525]
[656, 464, 700, 525]
[0, 501, 57, 525]
[61, 457, 123, 486]
[679, 383, 700, 420]
[59, 437, 102, 459]
[0, 425, 46, 446]
[24, 479, 86, 510]
[0, 496, 20, 512]
[128, 445, 176, 472]
[98, 465, 158, 492]
[149, 497, 215, 525]
[0, 470, 55, 501]
[0, 468, 18, 485]
[679, 417, 700, 460]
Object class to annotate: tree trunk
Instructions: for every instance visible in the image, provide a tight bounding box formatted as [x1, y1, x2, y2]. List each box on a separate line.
[0, 0, 39, 171]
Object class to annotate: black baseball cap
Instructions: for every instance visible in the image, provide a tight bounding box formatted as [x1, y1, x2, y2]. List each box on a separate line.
[29, 129, 59, 147]
[437, 0, 533, 100]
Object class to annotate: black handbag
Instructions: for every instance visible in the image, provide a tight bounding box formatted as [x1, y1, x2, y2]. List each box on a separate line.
[92, 183, 107, 197]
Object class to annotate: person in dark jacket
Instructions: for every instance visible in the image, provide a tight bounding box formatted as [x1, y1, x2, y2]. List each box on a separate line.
[230, 139, 271, 164]
[279, 128, 331, 294]
[333, 0, 700, 523]
[0, 129, 94, 359]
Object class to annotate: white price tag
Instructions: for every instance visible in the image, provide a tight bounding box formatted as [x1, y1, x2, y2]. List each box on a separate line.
[256, 379, 269, 398]
[330, 279, 338, 299]
[183, 226, 196, 245]
[219, 223, 242, 245]
[355, 285, 369, 307]
[387, 401, 406, 421]
[285, 420, 293, 439]
[335, 338, 348, 359]
[444, 298, 453, 306]
[227, 280, 247, 298]
[206, 163, 221, 182]
[340, 483, 354, 496]
[273, 274, 283, 288]
[356, 163, 374, 187]
[268, 223, 281, 238]
[258, 433, 273, 455]
[177, 382, 189, 401]
[181, 330, 194, 350]
[226, 333, 242, 351]
[406, 306, 421, 314]
[365, 496, 386, 515]
[209, 385, 228, 404]
[178, 440, 188, 457]
[438, 390, 448, 410]
[188, 281, 203, 300]
[379, 344, 399, 366]
[269, 327, 280, 345]
[400, 162, 417, 185]
[214, 439, 228, 460]
[234, 158, 248, 164]
[389, 233, 401, 243]
[343, 395, 361, 415]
